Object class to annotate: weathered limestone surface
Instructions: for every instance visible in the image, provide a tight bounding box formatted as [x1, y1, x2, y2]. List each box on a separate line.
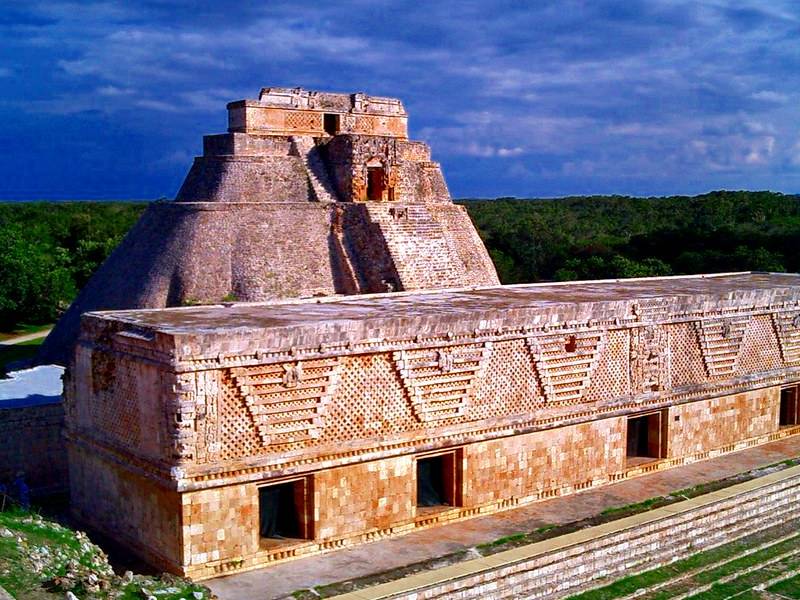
[64, 272, 800, 578]
[40, 88, 499, 364]
[379, 468, 800, 600]
[0, 403, 66, 495]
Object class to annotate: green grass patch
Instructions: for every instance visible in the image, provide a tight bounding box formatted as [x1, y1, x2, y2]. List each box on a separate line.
[476, 532, 528, 551]
[0, 504, 211, 599]
[536, 524, 556, 534]
[600, 496, 666, 517]
[769, 572, 800, 598]
[0, 323, 52, 342]
[688, 551, 800, 599]
[691, 533, 800, 585]
[566, 521, 800, 600]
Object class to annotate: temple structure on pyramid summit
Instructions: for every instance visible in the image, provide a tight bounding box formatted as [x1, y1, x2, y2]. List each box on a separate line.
[25, 88, 800, 580]
[39, 86, 499, 365]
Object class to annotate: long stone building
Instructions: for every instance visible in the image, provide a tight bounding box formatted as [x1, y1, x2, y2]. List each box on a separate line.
[61, 89, 800, 580]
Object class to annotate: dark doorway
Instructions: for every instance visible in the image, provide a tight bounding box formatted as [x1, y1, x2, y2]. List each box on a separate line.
[780, 386, 799, 427]
[416, 453, 457, 508]
[323, 113, 338, 136]
[259, 480, 307, 540]
[626, 412, 665, 465]
[366, 167, 385, 201]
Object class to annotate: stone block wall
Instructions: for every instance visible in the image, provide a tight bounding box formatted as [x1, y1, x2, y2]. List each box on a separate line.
[75, 387, 795, 579]
[176, 156, 312, 203]
[462, 418, 626, 506]
[182, 483, 257, 570]
[202, 134, 293, 158]
[380, 467, 800, 600]
[667, 388, 779, 458]
[0, 403, 66, 496]
[314, 456, 415, 539]
[68, 445, 183, 572]
[322, 136, 451, 204]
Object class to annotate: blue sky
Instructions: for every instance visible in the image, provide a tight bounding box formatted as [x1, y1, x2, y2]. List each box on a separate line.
[1, 0, 799, 199]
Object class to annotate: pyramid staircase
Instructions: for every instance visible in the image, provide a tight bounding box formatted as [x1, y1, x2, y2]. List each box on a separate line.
[364, 204, 468, 290]
[291, 135, 338, 203]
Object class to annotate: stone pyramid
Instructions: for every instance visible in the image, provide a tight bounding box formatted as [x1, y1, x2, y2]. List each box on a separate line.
[40, 87, 499, 364]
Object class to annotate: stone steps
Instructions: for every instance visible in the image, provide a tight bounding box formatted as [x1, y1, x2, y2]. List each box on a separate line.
[365, 204, 468, 290]
[364, 468, 800, 600]
[291, 135, 338, 203]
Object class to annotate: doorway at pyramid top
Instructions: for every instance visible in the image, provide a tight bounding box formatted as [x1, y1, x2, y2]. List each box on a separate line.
[323, 113, 339, 136]
[365, 158, 393, 202]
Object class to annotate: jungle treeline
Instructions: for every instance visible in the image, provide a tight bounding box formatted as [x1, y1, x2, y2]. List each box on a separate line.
[0, 202, 147, 329]
[1, 190, 799, 330]
[459, 191, 800, 284]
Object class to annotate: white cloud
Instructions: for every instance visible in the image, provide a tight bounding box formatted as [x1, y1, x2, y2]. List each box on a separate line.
[751, 90, 789, 104]
[497, 147, 524, 157]
[5, 0, 800, 195]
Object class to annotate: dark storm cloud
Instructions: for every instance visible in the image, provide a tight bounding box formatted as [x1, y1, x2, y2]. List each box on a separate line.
[0, 0, 798, 198]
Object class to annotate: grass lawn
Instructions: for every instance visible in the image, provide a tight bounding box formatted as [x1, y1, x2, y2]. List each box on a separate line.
[769, 573, 800, 598]
[566, 518, 800, 600]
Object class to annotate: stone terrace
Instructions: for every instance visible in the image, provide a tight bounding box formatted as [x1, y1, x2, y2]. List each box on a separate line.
[85, 272, 800, 350]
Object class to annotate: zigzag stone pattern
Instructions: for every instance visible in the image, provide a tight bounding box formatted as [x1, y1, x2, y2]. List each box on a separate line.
[526, 332, 606, 404]
[393, 343, 492, 423]
[695, 317, 751, 378]
[229, 358, 342, 446]
[771, 311, 800, 366]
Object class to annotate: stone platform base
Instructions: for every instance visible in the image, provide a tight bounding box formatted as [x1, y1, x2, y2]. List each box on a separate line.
[332, 462, 800, 600]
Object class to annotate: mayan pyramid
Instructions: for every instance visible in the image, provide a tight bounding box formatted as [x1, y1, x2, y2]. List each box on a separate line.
[40, 87, 499, 364]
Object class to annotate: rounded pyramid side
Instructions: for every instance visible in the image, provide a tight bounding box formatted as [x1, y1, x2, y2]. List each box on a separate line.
[38, 201, 345, 365]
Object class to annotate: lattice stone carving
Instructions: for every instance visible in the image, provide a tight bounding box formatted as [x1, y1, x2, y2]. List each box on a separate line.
[695, 317, 750, 378]
[526, 331, 606, 404]
[393, 343, 492, 423]
[229, 358, 342, 445]
[771, 312, 800, 366]
[90, 359, 142, 451]
[284, 111, 321, 131]
[352, 115, 379, 134]
[630, 325, 670, 394]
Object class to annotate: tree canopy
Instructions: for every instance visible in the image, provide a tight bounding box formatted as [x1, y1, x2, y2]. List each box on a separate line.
[1, 190, 798, 331]
[458, 190, 800, 284]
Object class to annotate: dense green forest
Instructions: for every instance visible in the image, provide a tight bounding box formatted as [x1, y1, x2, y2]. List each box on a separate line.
[460, 191, 800, 283]
[0, 190, 798, 331]
[0, 202, 147, 329]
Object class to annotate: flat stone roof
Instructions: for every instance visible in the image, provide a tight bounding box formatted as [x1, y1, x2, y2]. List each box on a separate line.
[87, 272, 800, 339]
